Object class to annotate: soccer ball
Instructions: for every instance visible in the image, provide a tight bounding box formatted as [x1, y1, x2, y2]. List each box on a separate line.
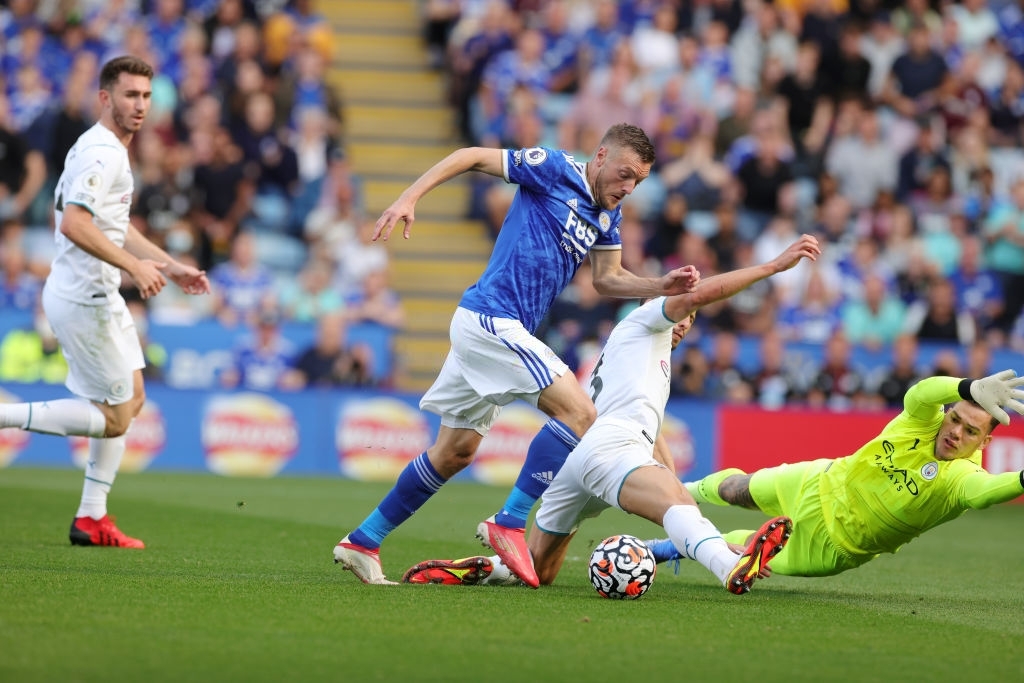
[588, 534, 656, 599]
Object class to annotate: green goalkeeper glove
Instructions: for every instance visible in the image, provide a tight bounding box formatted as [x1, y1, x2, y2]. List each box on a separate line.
[969, 370, 1024, 426]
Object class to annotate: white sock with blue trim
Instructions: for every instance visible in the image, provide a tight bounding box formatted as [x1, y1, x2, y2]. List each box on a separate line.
[662, 504, 738, 585]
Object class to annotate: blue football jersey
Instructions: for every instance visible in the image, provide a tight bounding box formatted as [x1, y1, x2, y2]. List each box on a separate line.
[458, 147, 623, 333]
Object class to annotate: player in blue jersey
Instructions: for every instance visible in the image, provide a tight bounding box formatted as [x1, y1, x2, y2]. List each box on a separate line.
[333, 123, 701, 586]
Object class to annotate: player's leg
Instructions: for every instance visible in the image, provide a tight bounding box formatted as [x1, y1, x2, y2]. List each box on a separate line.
[57, 295, 148, 549]
[460, 313, 587, 587]
[623, 465, 791, 593]
[336, 424, 484, 584]
[527, 523, 574, 586]
[490, 372, 593, 530]
[685, 468, 750, 507]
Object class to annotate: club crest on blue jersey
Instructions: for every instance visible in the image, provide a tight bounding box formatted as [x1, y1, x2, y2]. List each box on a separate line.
[599, 213, 611, 232]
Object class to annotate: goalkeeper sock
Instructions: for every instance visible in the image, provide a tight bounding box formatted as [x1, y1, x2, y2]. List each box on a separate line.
[686, 467, 746, 506]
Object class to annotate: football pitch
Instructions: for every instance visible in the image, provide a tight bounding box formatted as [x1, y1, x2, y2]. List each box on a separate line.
[1, 467, 1022, 683]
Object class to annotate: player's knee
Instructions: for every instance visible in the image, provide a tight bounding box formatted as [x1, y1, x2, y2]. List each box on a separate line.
[103, 417, 131, 438]
[561, 402, 597, 438]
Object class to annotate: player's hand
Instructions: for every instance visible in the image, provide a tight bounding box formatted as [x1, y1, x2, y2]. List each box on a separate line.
[163, 261, 211, 295]
[969, 369, 1024, 426]
[374, 196, 416, 241]
[774, 234, 821, 272]
[661, 264, 700, 295]
[131, 259, 168, 300]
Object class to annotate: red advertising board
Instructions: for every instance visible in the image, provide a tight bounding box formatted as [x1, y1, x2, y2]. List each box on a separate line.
[719, 405, 1024, 501]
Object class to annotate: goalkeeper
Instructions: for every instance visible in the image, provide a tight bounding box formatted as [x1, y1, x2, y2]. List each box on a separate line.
[645, 371, 1024, 576]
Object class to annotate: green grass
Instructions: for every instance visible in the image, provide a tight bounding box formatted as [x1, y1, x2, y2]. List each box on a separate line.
[1, 467, 1023, 683]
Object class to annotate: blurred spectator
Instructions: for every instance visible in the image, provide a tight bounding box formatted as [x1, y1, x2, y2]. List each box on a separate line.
[897, 120, 951, 203]
[729, 1, 796, 91]
[930, 347, 963, 377]
[557, 44, 654, 155]
[872, 333, 924, 408]
[447, 0, 516, 144]
[965, 338, 993, 378]
[903, 277, 977, 346]
[203, 0, 254, 68]
[278, 256, 344, 323]
[334, 217, 389, 299]
[777, 262, 842, 344]
[981, 176, 1024, 336]
[860, 11, 905, 101]
[345, 267, 406, 331]
[232, 91, 300, 234]
[578, 0, 625, 74]
[628, 0, 679, 82]
[882, 20, 948, 120]
[191, 125, 255, 268]
[949, 234, 1004, 338]
[475, 26, 550, 147]
[209, 231, 275, 326]
[0, 304, 67, 384]
[220, 307, 296, 391]
[289, 104, 338, 235]
[841, 272, 906, 349]
[910, 166, 963, 276]
[950, 0, 999, 52]
[747, 328, 800, 409]
[775, 40, 827, 156]
[825, 104, 898, 212]
[805, 330, 863, 411]
[423, 0, 462, 69]
[734, 118, 796, 240]
[0, 93, 46, 223]
[890, 0, 943, 38]
[706, 201, 742, 271]
[671, 343, 710, 398]
[287, 312, 373, 388]
[818, 20, 871, 103]
[658, 135, 730, 230]
[303, 153, 363, 253]
[0, 230, 42, 312]
[986, 59, 1024, 150]
[704, 330, 751, 403]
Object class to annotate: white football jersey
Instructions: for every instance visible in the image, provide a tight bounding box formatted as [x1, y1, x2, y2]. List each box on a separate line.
[48, 123, 134, 305]
[582, 297, 675, 441]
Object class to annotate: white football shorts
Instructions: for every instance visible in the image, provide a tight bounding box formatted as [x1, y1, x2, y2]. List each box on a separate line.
[42, 285, 144, 405]
[419, 306, 569, 434]
[534, 418, 664, 536]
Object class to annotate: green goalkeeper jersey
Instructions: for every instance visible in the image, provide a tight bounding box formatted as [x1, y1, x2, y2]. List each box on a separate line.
[817, 376, 1024, 557]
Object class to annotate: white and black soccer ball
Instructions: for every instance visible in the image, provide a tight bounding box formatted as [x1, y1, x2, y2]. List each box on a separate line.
[588, 534, 656, 600]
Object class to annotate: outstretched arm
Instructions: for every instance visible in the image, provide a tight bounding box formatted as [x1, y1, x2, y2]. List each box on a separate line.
[662, 234, 821, 322]
[589, 249, 701, 298]
[374, 147, 504, 241]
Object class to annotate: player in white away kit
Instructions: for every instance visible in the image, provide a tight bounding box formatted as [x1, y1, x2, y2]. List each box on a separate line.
[0, 56, 210, 548]
[403, 235, 821, 594]
[334, 124, 701, 586]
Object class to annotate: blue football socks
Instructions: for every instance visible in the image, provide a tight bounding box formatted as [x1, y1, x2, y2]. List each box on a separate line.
[493, 418, 579, 529]
[348, 452, 445, 549]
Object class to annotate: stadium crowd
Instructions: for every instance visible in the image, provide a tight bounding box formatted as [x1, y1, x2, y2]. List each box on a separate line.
[0, 0, 398, 389]
[427, 0, 1024, 409]
[1, 0, 1023, 409]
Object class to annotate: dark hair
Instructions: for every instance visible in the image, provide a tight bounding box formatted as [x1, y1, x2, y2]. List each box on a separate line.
[601, 123, 656, 165]
[99, 56, 154, 91]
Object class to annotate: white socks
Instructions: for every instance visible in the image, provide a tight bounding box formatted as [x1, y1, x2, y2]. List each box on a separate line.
[76, 434, 127, 519]
[663, 504, 739, 585]
[0, 399, 106, 437]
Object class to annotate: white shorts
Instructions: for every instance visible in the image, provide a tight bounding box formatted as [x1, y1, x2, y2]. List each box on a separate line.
[420, 306, 569, 434]
[534, 418, 665, 536]
[42, 285, 144, 405]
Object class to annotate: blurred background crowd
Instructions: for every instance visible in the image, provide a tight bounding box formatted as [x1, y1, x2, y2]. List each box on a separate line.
[1, 0, 1023, 410]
